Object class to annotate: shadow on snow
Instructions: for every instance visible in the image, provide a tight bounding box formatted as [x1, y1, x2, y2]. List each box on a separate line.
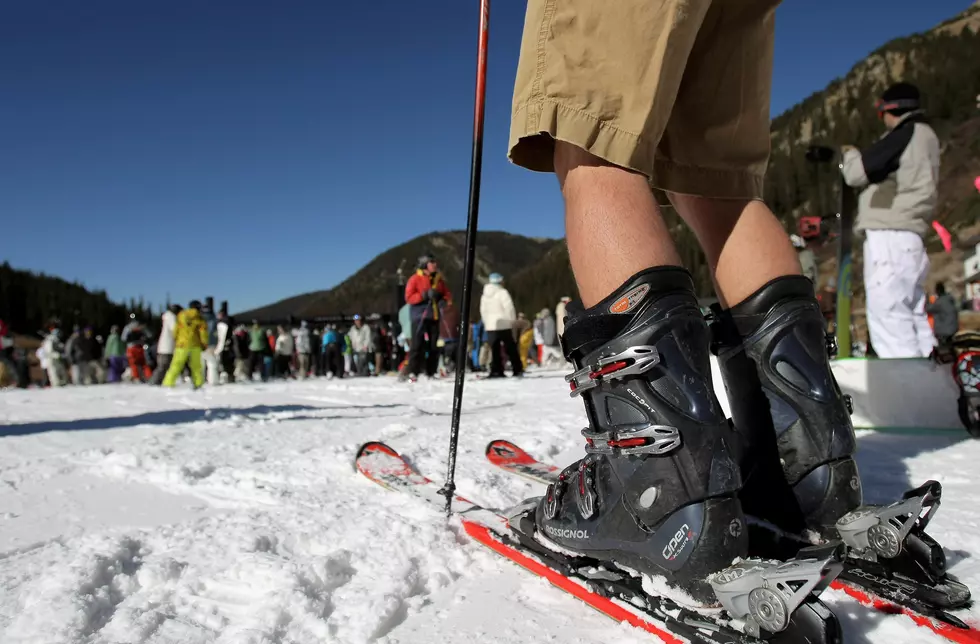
[0, 403, 408, 437]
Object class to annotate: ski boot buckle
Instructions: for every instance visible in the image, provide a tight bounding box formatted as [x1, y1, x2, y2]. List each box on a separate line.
[566, 345, 659, 397]
[581, 425, 681, 457]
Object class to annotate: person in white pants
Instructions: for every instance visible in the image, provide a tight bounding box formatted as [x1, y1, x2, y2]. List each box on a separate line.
[862, 230, 935, 358]
[841, 82, 939, 358]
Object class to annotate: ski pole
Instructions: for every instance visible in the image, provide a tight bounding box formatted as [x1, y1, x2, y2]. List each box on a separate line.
[438, 0, 490, 516]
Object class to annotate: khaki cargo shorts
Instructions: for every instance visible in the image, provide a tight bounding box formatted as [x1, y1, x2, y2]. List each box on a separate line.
[508, 0, 781, 199]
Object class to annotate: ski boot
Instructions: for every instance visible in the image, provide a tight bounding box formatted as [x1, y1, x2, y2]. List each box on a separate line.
[512, 268, 842, 639]
[711, 275, 971, 617]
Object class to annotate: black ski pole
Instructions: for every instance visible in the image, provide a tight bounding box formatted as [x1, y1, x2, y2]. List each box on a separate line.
[438, 0, 490, 516]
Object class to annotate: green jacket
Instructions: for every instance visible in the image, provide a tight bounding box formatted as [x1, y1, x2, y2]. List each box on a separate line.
[249, 326, 266, 352]
[105, 333, 125, 358]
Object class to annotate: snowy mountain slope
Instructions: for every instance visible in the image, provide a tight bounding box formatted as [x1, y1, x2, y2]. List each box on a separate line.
[1, 374, 978, 643]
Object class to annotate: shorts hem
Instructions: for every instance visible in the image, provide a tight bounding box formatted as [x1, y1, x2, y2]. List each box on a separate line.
[509, 98, 765, 200]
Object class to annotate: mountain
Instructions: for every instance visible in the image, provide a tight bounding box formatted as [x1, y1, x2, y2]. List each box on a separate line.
[765, 2, 980, 231]
[242, 3, 980, 322]
[237, 231, 562, 321]
[0, 261, 153, 336]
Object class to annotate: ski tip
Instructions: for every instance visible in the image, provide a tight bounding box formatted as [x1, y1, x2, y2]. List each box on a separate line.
[355, 441, 399, 462]
[485, 439, 527, 462]
[485, 439, 520, 458]
[485, 439, 540, 466]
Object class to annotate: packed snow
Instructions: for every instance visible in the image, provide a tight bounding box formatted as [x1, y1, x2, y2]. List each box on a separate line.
[2, 370, 979, 644]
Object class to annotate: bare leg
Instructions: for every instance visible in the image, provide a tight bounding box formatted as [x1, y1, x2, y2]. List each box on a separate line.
[556, 142, 682, 307]
[668, 193, 802, 307]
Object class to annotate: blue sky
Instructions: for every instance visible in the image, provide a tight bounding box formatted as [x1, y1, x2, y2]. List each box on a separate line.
[1, 0, 973, 314]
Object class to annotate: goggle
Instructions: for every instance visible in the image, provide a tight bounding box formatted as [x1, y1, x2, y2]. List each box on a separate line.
[874, 97, 920, 118]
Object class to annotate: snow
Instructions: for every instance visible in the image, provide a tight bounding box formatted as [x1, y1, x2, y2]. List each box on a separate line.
[1, 370, 979, 644]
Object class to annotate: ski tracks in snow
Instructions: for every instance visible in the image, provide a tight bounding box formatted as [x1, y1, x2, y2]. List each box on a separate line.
[0, 378, 561, 643]
[1, 373, 978, 643]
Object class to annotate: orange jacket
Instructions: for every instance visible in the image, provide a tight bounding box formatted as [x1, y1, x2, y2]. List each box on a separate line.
[405, 270, 452, 321]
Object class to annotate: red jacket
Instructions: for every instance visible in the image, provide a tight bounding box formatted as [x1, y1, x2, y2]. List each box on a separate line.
[405, 270, 452, 321]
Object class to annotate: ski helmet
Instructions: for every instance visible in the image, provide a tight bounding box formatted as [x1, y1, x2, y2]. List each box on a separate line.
[488, 272, 503, 284]
[418, 253, 436, 269]
[189, 299, 202, 310]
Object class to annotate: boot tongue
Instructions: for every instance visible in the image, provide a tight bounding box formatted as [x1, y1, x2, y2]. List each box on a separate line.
[729, 276, 815, 337]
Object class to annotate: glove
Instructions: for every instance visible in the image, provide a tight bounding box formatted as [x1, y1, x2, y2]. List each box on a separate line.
[428, 289, 442, 302]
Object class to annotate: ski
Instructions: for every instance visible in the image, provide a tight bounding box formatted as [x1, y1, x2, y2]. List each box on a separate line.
[356, 440, 843, 644]
[484, 439, 980, 644]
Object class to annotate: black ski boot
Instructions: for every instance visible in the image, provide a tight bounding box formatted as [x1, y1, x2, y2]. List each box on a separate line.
[711, 275, 859, 540]
[511, 268, 842, 641]
[712, 275, 971, 617]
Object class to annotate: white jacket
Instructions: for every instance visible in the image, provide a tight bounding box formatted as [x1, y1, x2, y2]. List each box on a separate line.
[293, 326, 312, 353]
[215, 321, 230, 355]
[348, 324, 373, 352]
[842, 112, 939, 239]
[480, 283, 516, 332]
[275, 332, 294, 356]
[555, 300, 569, 339]
[157, 311, 177, 355]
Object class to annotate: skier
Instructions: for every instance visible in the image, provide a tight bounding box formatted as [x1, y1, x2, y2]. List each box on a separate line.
[63, 325, 81, 385]
[0, 319, 16, 387]
[321, 324, 343, 378]
[478, 272, 523, 378]
[926, 282, 959, 347]
[371, 322, 386, 375]
[121, 314, 152, 382]
[504, 0, 959, 618]
[247, 320, 267, 381]
[514, 313, 534, 370]
[274, 325, 294, 378]
[348, 315, 373, 376]
[162, 300, 208, 389]
[41, 327, 67, 387]
[215, 311, 236, 383]
[469, 321, 484, 371]
[70, 326, 103, 384]
[536, 308, 562, 366]
[292, 320, 312, 379]
[339, 328, 352, 376]
[403, 254, 452, 380]
[104, 325, 127, 382]
[201, 297, 220, 385]
[554, 296, 572, 341]
[841, 82, 939, 358]
[532, 311, 545, 364]
[151, 304, 179, 385]
[232, 324, 250, 380]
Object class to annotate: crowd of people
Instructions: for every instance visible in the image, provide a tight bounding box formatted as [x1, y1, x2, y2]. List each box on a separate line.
[0, 256, 571, 390]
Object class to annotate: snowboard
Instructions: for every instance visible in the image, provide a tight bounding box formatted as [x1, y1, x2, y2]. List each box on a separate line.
[484, 439, 980, 644]
[835, 166, 858, 357]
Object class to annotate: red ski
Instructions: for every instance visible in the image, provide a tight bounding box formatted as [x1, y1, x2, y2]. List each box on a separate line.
[356, 441, 840, 644]
[483, 439, 980, 644]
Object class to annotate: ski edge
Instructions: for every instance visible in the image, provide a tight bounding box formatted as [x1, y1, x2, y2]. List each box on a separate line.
[459, 519, 684, 644]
